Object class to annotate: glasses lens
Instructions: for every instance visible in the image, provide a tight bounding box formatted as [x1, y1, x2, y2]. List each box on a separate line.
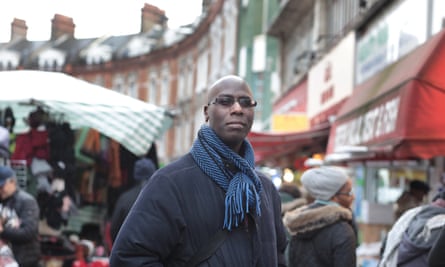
[215, 96, 235, 106]
[238, 97, 254, 108]
[212, 96, 256, 108]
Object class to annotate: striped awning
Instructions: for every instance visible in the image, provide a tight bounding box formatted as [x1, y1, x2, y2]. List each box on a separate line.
[0, 70, 173, 156]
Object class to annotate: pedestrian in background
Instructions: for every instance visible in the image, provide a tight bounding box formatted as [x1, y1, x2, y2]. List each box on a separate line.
[278, 182, 306, 265]
[279, 182, 307, 215]
[379, 191, 445, 267]
[110, 75, 287, 266]
[110, 158, 156, 243]
[283, 166, 357, 267]
[395, 180, 430, 220]
[0, 166, 41, 267]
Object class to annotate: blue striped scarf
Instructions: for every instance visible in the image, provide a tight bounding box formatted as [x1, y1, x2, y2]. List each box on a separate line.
[190, 125, 262, 231]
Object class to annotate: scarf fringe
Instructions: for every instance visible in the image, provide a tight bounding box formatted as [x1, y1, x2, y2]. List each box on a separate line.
[223, 176, 262, 230]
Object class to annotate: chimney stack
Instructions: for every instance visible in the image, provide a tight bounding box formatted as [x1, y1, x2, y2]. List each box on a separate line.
[141, 4, 168, 33]
[10, 18, 27, 41]
[51, 14, 75, 40]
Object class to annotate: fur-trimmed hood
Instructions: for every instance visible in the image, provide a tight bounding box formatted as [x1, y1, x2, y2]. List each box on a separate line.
[283, 203, 352, 237]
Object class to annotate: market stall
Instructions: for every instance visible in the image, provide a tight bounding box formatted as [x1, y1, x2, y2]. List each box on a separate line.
[0, 70, 174, 264]
[0, 70, 173, 156]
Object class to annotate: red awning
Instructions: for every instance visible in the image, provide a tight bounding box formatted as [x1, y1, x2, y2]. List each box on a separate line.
[327, 29, 445, 160]
[248, 122, 330, 164]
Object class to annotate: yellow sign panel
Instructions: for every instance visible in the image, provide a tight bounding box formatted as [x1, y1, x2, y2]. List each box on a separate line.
[272, 114, 309, 132]
[390, 169, 427, 181]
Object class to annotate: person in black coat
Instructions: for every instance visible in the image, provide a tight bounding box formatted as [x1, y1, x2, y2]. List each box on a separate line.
[284, 166, 357, 267]
[428, 224, 445, 267]
[110, 75, 287, 266]
[0, 166, 41, 267]
[110, 158, 156, 243]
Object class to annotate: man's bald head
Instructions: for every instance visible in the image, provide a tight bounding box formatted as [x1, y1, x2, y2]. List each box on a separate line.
[207, 75, 251, 103]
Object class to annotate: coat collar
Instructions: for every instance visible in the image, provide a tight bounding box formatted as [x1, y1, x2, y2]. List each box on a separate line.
[283, 203, 352, 236]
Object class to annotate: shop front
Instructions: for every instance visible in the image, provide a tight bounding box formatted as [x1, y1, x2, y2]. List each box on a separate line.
[248, 121, 330, 167]
[248, 75, 331, 169]
[326, 29, 445, 244]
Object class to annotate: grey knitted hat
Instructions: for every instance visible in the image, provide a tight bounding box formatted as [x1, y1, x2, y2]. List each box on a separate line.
[301, 166, 349, 201]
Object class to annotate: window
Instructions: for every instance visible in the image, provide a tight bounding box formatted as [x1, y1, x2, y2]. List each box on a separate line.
[186, 61, 194, 98]
[160, 65, 170, 106]
[197, 48, 209, 93]
[148, 71, 158, 104]
[210, 16, 222, 80]
[432, 0, 445, 35]
[128, 72, 138, 98]
[359, 161, 428, 204]
[238, 47, 247, 78]
[113, 74, 125, 94]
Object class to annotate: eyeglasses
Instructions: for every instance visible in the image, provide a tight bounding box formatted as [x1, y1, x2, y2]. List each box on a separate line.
[336, 190, 354, 197]
[208, 95, 257, 108]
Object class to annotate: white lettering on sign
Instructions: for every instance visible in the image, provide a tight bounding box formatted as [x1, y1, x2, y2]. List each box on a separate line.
[334, 96, 400, 149]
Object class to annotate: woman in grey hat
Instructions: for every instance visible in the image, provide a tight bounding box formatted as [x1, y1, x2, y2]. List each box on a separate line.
[283, 166, 357, 267]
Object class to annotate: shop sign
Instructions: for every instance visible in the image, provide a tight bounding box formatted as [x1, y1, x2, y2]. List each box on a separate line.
[308, 32, 355, 119]
[356, 1, 427, 84]
[273, 79, 307, 114]
[356, 23, 389, 84]
[334, 96, 400, 149]
[272, 113, 308, 132]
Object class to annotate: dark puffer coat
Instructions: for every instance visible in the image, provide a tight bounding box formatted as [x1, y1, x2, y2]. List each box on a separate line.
[110, 184, 143, 242]
[428, 223, 445, 267]
[0, 189, 41, 266]
[397, 204, 445, 267]
[110, 153, 287, 267]
[284, 202, 356, 267]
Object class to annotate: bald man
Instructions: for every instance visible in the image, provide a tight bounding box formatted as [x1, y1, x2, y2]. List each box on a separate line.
[110, 75, 287, 266]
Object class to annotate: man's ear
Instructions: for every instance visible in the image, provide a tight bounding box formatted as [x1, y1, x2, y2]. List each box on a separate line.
[204, 106, 209, 122]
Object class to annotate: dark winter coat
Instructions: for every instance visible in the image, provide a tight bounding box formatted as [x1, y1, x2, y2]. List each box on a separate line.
[284, 202, 356, 267]
[428, 224, 445, 267]
[397, 204, 445, 267]
[0, 189, 41, 266]
[110, 153, 287, 267]
[110, 184, 143, 242]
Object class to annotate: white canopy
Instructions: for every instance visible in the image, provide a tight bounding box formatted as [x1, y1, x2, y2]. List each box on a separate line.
[0, 70, 173, 156]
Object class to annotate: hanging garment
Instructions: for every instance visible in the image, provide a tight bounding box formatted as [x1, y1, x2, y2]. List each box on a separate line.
[11, 133, 33, 164]
[0, 126, 9, 158]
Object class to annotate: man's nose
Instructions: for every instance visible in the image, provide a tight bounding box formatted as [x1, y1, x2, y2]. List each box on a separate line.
[230, 101, 243, 112]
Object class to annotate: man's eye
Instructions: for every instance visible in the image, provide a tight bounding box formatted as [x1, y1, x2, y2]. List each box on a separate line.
[238, 97, 252, 107]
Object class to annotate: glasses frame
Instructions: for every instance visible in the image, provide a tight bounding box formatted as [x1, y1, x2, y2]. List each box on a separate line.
[336, 190, 354, 197]
[208, 95, 257, 108]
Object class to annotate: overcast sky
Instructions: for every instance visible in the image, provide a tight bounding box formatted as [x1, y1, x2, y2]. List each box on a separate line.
[0, 0, 202, 42]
